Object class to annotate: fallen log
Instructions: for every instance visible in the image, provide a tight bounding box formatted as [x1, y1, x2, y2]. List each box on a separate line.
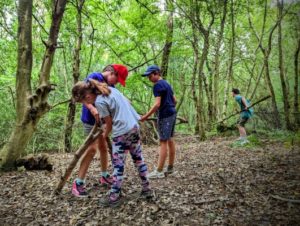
[15, 153, 53, 171]
[53, 124, 102, 195]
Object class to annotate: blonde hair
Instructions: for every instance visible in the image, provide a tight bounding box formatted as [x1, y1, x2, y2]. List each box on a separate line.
[72, 79, 111, 102]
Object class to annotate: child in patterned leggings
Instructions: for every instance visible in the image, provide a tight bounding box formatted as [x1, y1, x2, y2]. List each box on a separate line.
[72, 78, 152, 207]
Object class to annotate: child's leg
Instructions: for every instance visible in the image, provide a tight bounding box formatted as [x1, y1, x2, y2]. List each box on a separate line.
[157, 141, 168, 172]
[128, 128, 150, 191]
[157, 113, 177, 172]
[238, 125, 247, 137]
[97, 134, 108, 173]
[167, 138, 176, 167]
[78, 141, 97, 179]
[109, 135, 129, 200]
[237, 118, 248, 138]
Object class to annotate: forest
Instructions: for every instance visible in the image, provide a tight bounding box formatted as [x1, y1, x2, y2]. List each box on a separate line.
[0, 0, 299, 225]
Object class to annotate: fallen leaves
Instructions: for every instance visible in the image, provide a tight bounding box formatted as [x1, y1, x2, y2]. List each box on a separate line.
[0, 135, 299, 225]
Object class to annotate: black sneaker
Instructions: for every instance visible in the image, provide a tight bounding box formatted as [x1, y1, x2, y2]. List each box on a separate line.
[164, 166, 174, 174]
[140, 189, 154, 200]
[99, 195, 123, 208]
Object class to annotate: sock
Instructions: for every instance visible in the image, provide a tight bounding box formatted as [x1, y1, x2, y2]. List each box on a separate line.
[101, 171, 109, 178]
[167, 165, 173, 170]
[157, 168, 163, 172]
[75, 178, 85, 185]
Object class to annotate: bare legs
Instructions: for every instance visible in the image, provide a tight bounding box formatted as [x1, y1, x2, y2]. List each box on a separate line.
[157, 138, 176, 172]
[78, 134, 108, 180]
[237, 125, 247, 138]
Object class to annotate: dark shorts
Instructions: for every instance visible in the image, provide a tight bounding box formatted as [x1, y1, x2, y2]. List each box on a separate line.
[82, 121, 104, 136]
[237, 117, 249, 127]
[157, 113, 176, 141]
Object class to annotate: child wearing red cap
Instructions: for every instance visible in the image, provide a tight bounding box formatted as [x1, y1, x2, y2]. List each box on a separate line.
[72, 64, 128, 198]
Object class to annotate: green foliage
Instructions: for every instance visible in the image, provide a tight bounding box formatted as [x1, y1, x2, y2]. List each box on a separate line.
[0, 0, 299, 154]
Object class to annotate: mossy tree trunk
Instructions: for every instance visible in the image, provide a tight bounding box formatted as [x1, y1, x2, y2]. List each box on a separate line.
[0, 0, 68, 171]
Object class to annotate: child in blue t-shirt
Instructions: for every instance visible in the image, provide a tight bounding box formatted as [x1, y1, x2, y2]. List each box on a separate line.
[72, 79, 152, 207]
[72, 64, 128, 198]
[141, 65, 177, 179]
[232, 88, 253, 144]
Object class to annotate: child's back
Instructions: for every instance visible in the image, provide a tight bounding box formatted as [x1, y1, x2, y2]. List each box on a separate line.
[96, 87, 140, 137]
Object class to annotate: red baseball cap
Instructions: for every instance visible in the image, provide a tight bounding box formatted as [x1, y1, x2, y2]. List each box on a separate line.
[112, 64, 128, 87]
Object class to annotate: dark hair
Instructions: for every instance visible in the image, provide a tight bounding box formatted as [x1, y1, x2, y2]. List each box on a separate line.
[232, 88, 240, 95]
[102, 65, 116, 75]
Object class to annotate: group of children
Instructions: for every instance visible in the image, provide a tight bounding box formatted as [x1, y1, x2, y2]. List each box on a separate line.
[71, 64, 177, 207]
[70, 63, 253, 208]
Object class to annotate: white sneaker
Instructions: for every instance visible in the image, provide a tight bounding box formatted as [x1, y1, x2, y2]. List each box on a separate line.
[147, 170, 165, 179]
[240, 139, 250, 145]
[236, 137, 244, 141]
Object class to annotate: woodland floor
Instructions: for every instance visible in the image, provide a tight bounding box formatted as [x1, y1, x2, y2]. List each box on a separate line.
[0, 135, 300, 226]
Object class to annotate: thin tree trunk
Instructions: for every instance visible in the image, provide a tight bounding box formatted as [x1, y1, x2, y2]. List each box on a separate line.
[197, 38, 208, 140]
[213, 0, 227, 121]
[0, 0, 68, 170]
[294, 38, 300, 128]
[264, 56, 281, 128]
[277, 0, 292, 130]
[191, 26, 200, 135]
[160, 1, 174, 78]
[222, 0, 235, 119]
[64, 0, 85, 152]
[250, 64, 265, 100]
[247, 0, 281, 128]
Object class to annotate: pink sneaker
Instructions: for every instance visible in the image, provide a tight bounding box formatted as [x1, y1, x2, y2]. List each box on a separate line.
[99, 175, 113, 187]
[72, 180, 88, 197]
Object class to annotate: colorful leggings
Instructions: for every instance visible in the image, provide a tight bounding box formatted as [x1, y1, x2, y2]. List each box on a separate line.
[109, 126, 149, 200]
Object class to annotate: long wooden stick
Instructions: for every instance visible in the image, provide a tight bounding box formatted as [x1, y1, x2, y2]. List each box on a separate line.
[53, 124, 102, 195]
[215, 95, 271, 125]
[271, 195, 300, 204]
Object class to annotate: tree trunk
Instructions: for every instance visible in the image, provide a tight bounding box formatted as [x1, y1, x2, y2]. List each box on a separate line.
[264, 55, 281, 128]
[213, 0, 227, 121]
[197, 36, 209, 140]
[0, 0, 68, 170]
[191, 29, 200, 135]
[15, 0, 33, 124]
[222, 0, 235, 119]
[0, 0, 33, 170]
[160, 1, 173, 78]
[294, 38, 300, 128]
[64, 0, 84, 152]
[277, 0, 292, 130]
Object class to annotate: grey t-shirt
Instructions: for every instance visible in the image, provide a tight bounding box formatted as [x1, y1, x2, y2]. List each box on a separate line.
[95, 87, 140, 137]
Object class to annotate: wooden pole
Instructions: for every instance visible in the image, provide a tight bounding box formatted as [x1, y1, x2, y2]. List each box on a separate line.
[53, 124, 102, 195]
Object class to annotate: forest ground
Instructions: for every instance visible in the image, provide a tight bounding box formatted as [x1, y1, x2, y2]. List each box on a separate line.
[0, 134, 299, 226]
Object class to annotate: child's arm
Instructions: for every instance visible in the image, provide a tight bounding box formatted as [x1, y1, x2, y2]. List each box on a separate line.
[140, 97, 161, 122]
[241, 97, 248, 110]
[102, 116, 112, 138]
[84, 103, 100, 123]
[173, 95, 177, 105]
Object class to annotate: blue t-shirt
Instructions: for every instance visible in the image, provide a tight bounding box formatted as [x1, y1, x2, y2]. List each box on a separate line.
[153, 79, 176, 119]
[235, 95, 253, 119]
[81, 72, 105, 125]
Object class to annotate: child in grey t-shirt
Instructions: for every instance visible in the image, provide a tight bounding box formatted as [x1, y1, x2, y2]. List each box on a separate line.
[72, 80, 152, 208]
